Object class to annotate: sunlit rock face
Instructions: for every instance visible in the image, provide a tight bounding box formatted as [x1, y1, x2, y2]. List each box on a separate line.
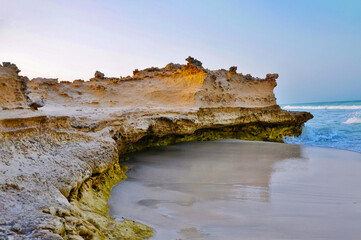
[0, 63, 30, 109]
[27, 57, 278, 109]
[0, 57, 312, 239]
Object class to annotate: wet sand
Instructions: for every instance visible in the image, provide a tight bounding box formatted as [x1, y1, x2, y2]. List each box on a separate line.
[108, 140, 361, 240]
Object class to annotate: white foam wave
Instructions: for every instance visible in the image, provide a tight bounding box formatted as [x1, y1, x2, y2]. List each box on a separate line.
[343, 112, 361, 124]
[283, 105, 361, 110]
[344, 117, 361, 124]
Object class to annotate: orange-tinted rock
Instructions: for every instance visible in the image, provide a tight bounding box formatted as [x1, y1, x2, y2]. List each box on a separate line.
[0, 63, 31, 109]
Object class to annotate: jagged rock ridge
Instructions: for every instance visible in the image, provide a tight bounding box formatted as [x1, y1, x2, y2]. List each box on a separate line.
[27, 57, 278, 109]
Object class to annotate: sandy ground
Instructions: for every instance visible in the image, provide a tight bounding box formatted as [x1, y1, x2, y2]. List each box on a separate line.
[109, 140, 361, 240]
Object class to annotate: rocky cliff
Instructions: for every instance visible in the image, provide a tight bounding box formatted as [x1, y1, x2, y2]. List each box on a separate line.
[27, 57, 277, 109]
[0, 58, 312, 239]
[0, 63, 30, 109]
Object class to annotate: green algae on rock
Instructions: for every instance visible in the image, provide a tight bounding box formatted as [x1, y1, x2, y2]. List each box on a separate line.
[67, 163, 153, 240]
[120, 123, 304, 154]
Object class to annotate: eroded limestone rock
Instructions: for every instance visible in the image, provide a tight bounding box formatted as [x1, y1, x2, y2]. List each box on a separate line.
[0, 58, 312, 239]
[185, 56, 203, 67]
[0, 63, 31, 109]
[94, 71, 105, 79]
[27, 58, 281, 109]
[29, 99, 45, 110]
[229, 66, 237, 73]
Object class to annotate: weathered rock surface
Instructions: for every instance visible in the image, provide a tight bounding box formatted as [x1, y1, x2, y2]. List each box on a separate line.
[0, 58, 312, 239]
[27, 57, 277, 109]
[0, 63, 31, 110]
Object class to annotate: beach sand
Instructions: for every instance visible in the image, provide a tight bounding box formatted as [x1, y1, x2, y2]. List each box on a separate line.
[108, 140, 361, 240]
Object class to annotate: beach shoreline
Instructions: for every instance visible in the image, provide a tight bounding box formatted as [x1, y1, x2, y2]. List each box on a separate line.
[109, 140, 361, 240]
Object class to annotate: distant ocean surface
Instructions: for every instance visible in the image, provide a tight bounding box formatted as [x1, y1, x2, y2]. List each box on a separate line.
[281, 100, 361, 153]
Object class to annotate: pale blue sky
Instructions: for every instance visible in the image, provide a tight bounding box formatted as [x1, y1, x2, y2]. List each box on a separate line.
[1, 0, 360, 104]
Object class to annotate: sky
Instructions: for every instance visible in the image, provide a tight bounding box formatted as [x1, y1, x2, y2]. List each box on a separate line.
[1, 0, 360, 104]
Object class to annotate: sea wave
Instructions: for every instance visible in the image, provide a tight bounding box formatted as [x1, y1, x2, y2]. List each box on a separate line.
[283, 105, 361, 110]
[284, 101, 361, 152]
[284, 126, 361, 152]
[343, 112, 361, 124]
[284, 126, 340, 145]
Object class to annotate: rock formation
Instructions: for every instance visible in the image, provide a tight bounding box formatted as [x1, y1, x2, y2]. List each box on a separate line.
[0, 62, 31, 109]
[27, 56, 278, 109]
[0, 57, 312, 239]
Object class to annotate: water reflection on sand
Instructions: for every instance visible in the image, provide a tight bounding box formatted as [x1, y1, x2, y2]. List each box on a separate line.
[108, 140, 361, 240]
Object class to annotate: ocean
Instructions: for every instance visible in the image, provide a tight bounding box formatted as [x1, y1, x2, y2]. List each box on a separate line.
[282, 100, 361, 153]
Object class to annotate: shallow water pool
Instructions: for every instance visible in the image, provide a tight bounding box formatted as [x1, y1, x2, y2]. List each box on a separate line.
[108, 140, 361, 240]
